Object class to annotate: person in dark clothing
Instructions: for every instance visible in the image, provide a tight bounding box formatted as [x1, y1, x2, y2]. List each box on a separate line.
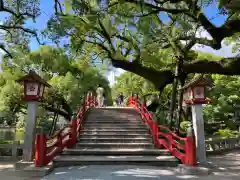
[118, 93, 124, 106]
[103, 93, 107, 107]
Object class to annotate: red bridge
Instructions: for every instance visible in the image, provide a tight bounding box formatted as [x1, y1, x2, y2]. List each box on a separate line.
[34, 92, 196, 168]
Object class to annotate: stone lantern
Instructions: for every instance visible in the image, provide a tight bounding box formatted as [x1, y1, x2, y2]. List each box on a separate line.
[16, 70, 51, 161]
[17, 70, 51, 101]
[181, 76, 212, 164]
[182, 76, 211, 106]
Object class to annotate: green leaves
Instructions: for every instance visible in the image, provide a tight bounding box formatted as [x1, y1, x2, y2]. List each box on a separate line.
[203, 74, 240, 126]
[64, 0, 72, 14]
[0, 45, 110, 125]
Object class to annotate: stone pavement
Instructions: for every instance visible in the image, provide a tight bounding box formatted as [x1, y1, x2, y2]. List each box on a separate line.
[0, 151, 239, 180]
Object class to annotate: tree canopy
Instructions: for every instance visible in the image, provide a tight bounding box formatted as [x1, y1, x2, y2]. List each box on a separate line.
[0, 45, 110, 126]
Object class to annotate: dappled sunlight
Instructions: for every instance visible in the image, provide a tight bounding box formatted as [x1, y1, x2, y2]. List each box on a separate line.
[106, 156, 143, 159]
[112, 168, 175, 177]
[176, 175, 198, 179]
[54, 171, 69, 175]
[0, 164, 14, 169]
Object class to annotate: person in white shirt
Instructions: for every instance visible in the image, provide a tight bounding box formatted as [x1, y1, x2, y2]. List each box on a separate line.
[96, 85, 104, 107]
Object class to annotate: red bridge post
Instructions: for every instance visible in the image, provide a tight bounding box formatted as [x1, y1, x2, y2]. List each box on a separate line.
[68, 114, 77, 147]
[35, 128, 46, 167]
[185, 125, 197, 166]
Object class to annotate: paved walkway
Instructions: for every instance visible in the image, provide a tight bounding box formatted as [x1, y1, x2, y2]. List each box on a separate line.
[0, 151, 239, 180]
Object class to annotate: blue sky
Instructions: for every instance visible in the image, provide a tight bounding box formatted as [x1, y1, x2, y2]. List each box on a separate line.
[0, 0, 233, 85]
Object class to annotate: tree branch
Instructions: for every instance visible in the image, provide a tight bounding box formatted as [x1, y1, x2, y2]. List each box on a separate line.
[111, 59, 174, 90]
[183, 56, 240, 75]
[0, 0, 36, 19]
[124, 0, 190, 14]
[42, 105, 71, 120]
[112, 55, 240, 91]
[0, 44, 13, 58]
[0, 25, 42, 44]
[197, 14, 240, 50]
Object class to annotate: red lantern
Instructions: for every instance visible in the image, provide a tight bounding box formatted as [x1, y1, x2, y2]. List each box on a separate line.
[16, 71, 51, 101]
[182, 77, 212, 106]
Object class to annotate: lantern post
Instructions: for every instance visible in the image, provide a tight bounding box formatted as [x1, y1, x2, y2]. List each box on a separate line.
[182, 76, 211, 164]
[17, 70, 51, 162]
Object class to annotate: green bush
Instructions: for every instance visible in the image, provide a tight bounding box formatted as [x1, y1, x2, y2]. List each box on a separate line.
[0, 140, 13, 144]
[180, 121, 191, 133]
[16, 128, 24, 132]
[213, 128, 239, 139]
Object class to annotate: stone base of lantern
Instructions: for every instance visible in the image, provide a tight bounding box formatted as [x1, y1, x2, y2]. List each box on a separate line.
[15, 160, 54, 178]
[176, 163, 213, 176]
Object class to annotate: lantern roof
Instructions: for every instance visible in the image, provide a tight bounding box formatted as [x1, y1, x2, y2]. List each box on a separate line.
[180, 76, 212, 90]
[16, 70, 51, 87]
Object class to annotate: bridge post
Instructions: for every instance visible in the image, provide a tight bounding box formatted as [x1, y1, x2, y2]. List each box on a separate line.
[185, 125, 197, 166]
[69, 114, 77, 147]
[82, 92, 86, 113]
[35, 128, 46, 167]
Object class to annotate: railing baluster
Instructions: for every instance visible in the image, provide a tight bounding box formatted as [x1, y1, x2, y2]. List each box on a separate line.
[34, 91, 96, 167]
[35, 128, 47, 167]
[127, 95, 197, 167]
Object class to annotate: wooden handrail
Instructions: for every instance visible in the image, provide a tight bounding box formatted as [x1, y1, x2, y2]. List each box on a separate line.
[128, 96, 196, 166]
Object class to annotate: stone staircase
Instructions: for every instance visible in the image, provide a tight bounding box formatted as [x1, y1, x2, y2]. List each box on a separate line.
[53, 107, 179, 167]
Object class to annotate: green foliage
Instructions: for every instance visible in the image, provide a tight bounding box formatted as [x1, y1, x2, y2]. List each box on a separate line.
[0, 46, 110, 132]
[180, 121, 191, 133]
[203, 75, 240, 127]
[213, 128, 239, 139]
[112, 72, 156, 99]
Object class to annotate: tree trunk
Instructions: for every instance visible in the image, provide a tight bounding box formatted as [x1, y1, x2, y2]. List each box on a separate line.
[176, 78, 185, 134]
[169, 59, 181, 129]
[49, 106, 60, 136]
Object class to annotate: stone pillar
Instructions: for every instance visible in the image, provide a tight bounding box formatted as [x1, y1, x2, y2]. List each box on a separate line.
[23, 101, 37, 161]
[191, 104, 206, 163]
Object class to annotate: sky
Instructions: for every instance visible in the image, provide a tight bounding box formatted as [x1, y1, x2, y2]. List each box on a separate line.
[0, 0, 236, 86]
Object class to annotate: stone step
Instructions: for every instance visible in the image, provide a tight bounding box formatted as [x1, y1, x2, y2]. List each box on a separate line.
[84, 118, 143, 121]
[78, 137, 152, 143]
[86, 115, 142, 122]
[81, 129, 148, 134]
[82, 124, 146, 128]
[82, 127, 148, 132]
[53, 155, 179, 167]
[90, 107, 136, 111]
[79, 133, 151, 138]
[83, 122, 145, 125]
[84, 120, 143, 124]
[88, 113, 140, 118]
[75, 142, 154, 149]
[62, 148, 170, 156]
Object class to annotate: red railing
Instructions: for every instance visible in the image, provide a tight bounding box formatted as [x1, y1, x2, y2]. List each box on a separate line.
[128, 96, 197, 166]
[35, 92, 97, 167]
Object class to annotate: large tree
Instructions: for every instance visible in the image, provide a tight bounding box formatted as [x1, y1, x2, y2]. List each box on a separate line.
[43, 0, 238, 88]
[0, 0, 42, 57]
[0, 46, 110, 127]
[1, 0, 240, 130]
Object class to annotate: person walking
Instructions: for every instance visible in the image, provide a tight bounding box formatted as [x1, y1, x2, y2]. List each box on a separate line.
[103, 93, 107, 107]
[118, 93, 124, 106]
[96, 85, 104, 107]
